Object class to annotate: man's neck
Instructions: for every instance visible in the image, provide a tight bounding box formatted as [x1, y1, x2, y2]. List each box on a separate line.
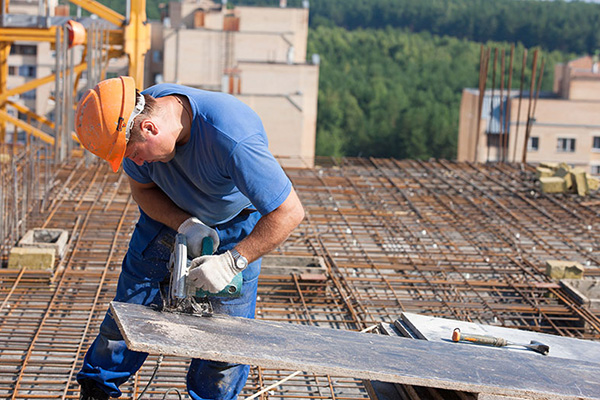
[169, 95, 192, 145]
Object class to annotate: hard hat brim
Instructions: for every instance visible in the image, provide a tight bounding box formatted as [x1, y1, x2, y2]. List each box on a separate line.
[106, 132, 127, 172]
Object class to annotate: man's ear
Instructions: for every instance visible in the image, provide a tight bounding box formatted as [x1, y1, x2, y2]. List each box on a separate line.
[140, 119, 158, 136]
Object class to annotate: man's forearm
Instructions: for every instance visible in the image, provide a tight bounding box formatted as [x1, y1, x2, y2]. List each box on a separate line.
[129, 177, 304, 259]
[130, 184, 191, 231]
[234, 187, 304, 263]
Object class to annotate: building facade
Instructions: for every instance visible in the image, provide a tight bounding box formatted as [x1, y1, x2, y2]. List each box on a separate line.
[146, 0, 319, 167]
[458, 56, 600, 174]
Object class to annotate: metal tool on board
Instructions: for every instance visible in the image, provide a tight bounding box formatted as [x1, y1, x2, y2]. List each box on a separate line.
[452, 328, 549, 355]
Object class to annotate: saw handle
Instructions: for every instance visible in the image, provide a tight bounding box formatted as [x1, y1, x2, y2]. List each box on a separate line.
[201, 236, 214, 256]
[194, 236, 243, 298]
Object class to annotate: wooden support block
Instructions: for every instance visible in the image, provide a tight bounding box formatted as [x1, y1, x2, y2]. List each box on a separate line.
[539, 162, 559, 171]
[555, 167, 574, 191]
[571, 167, 589, 196]
[586, 173, 599, 191]
[535, 167, 554, 179]
[111, 302, 600, 400]
[539, 177, 565, 193]
[8, 247, 55, 270]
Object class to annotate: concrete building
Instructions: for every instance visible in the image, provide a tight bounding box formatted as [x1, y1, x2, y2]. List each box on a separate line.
[458, 55, 600, 174]
[146, 0, 319, 167]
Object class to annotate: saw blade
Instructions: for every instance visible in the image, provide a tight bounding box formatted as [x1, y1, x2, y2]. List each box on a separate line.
[162, 296, 213, 317]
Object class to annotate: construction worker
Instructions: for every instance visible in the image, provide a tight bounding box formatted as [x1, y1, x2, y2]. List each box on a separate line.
[73, 76, 305, 400]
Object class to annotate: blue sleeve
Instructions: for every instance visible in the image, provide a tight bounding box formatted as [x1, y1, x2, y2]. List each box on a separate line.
[123, 158, 153, 184]
[226, 134, 292, 216]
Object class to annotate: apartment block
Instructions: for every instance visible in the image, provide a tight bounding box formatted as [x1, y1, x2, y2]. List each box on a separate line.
[146, 0, 319, 167]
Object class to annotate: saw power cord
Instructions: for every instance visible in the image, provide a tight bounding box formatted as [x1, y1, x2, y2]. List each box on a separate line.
[135, 354, 164, 400]
[135, 354, 183, 400]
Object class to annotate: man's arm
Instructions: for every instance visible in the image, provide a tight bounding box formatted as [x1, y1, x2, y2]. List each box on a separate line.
[187, 186, 304, 293]
[234, 187, 305, 263]
[128, 176, 304, 261]
[128, 176, 191, 230]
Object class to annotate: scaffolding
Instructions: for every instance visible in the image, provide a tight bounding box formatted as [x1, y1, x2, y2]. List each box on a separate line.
[0, 155, 598, 399]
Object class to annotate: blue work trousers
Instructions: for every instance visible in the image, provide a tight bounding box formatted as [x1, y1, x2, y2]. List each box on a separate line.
[77, 209, 262, 400]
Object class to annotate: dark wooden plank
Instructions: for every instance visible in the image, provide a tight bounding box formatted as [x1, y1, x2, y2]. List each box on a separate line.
[111, 302, 600, 400]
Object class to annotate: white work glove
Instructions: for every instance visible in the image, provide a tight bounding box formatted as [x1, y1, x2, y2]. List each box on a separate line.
[188, 252, 240, 293]
[177, 217, 220, 258]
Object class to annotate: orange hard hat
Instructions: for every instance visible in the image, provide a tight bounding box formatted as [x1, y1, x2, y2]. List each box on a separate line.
[74, 76, 144, 172]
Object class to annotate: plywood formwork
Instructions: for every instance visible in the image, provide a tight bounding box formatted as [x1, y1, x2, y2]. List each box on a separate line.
[0, 151, 598, 399]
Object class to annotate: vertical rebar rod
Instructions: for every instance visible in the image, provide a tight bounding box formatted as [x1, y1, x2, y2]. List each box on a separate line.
[12, 165, 18, 243]
[529, 57, 545, 151]
[86, 22, 94, 89]
[54, 26, 63, 164]
[66, 27, 75, 158]
[62, 25, 69, 160]
[0, 159, 4, 258]
[504, 44, 514, 162]
[475, 46, 490, 162]
[486, 48, 498, 163]
[512, 48, 527, 163]
[522, 49, 538, 164]
[1, 0, 6, 27]
[499, 49, 505, 163]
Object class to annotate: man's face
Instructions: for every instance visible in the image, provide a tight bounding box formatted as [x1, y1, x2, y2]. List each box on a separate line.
[124, 123, 177, 166]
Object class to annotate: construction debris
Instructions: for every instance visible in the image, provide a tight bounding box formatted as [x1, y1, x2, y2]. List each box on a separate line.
[537, 163, 599, 196]
[545, 260, 585, 280]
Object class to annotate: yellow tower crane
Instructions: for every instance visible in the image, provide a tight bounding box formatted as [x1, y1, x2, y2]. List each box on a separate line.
[0, 0, 150, 150]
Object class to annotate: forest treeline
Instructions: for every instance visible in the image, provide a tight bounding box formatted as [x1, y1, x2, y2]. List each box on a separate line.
[229, 0, 600, 55]
[308, 27, 569, 158]
[308, 0, 600, 55]
[88, 0, 593, 159]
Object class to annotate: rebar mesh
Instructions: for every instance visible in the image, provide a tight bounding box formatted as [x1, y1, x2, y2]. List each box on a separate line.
[0, 153, 598, 399]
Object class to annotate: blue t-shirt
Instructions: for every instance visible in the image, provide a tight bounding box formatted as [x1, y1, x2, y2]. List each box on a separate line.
[123, 84, 292, 226]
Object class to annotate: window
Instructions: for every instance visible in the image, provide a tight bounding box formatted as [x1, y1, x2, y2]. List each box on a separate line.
[528, 137, 539, 151]
[592, 165, 600, 175]
[10, 45, 37, 55]
[152, 50, 162, 63]
[557, 138, 575, 153]
[18, 65, 36, 78]
[21, 90, 36, 100]
[593, 136, 600, 152]
[8, 66, 16, 75]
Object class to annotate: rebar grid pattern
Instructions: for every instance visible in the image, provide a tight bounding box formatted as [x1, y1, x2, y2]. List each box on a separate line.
[0, 155, 598, 399]
[0, 142, 54, 262]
